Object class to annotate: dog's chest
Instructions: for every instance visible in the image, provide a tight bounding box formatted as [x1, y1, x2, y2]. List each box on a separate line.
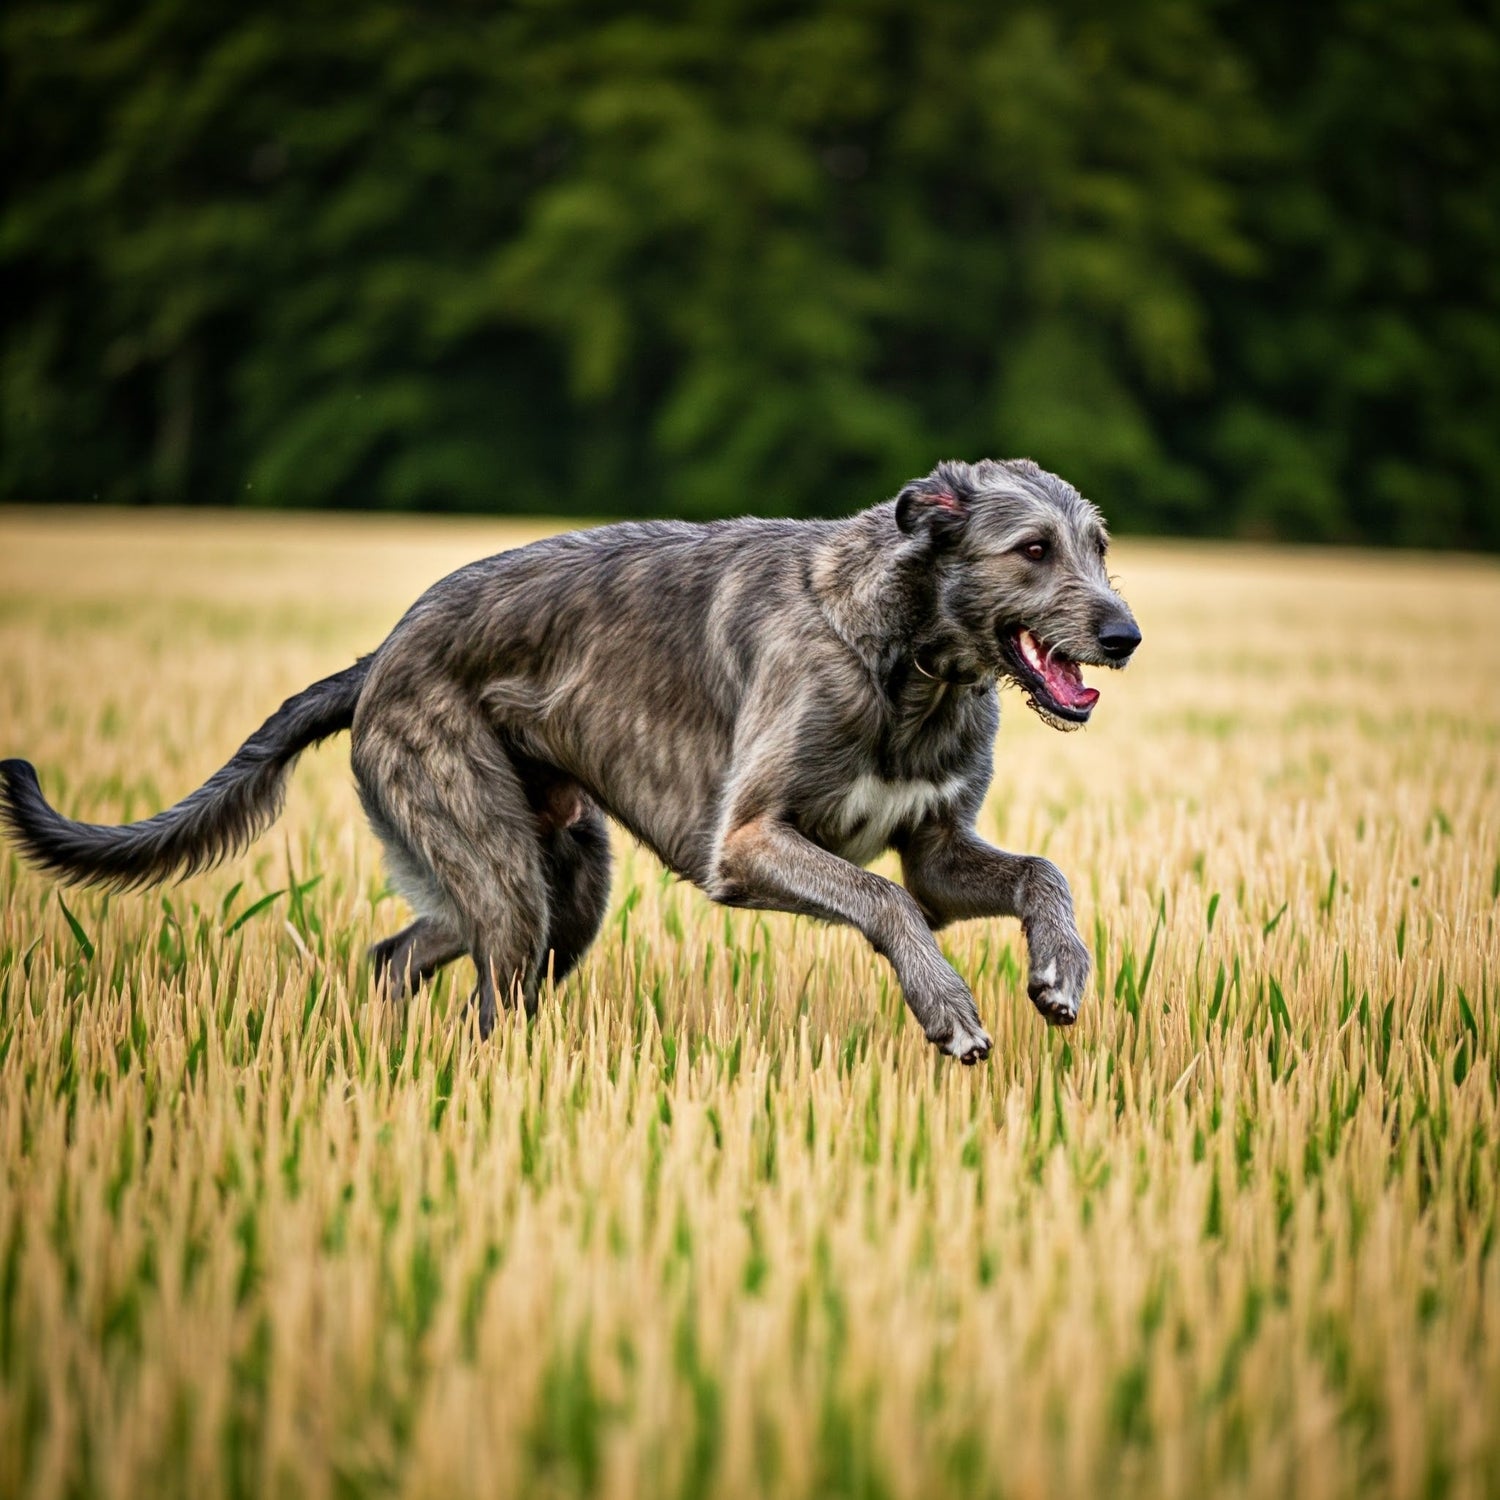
[818, 772, 963, 865]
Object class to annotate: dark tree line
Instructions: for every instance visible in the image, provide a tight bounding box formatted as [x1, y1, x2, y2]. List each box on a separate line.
[3, 0, 1497, 546]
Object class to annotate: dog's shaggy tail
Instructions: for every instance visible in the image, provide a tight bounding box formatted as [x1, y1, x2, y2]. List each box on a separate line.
[0, 657, 373, 890]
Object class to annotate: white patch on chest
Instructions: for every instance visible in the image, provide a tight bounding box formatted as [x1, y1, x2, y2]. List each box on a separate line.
[827, 773, 964, 864]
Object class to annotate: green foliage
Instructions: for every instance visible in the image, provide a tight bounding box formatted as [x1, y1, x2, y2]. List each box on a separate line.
[2, 0, 1496, 544]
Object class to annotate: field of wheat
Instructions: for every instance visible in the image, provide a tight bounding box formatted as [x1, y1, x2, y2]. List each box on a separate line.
[0, 508, 1496, 1500]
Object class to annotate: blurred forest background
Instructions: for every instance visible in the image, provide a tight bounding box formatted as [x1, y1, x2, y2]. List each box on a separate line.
[3, 0, 1497, 547]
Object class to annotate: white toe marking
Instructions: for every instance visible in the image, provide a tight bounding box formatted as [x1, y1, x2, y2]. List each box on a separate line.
[945, 1020, 992, 1057]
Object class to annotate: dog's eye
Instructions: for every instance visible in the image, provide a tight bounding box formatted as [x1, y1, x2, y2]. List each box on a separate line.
[1021, 540, 1048, 562]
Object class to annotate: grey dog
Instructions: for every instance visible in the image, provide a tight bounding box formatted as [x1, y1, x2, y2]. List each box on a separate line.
[0, 458, 1140, 1062]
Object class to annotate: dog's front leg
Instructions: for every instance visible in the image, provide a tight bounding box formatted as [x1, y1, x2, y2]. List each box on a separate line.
[711, 813, 992, 1064]
[899, 822, 1091, 1026]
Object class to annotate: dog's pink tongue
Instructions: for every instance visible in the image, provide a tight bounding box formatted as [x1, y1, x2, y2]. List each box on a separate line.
[1043, 656, 1099, 711]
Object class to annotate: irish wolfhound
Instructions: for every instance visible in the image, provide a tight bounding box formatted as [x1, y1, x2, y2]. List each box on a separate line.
[1, 459, 1139, 1062]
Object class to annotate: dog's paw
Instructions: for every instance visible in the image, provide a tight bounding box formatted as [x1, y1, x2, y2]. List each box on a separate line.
[1026, 934, 1090, 1027]
[947, 1019, 993, 1065]
[928, 1014, 993, 1065]
[912, 962, 992, 1064]
[368, 934, 411, 1003]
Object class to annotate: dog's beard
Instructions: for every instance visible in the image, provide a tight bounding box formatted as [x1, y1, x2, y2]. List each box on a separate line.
[1020, 687, 1087, 732]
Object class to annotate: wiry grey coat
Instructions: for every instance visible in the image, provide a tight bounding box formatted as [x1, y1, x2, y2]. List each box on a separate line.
[1, 459, 1141, 1062]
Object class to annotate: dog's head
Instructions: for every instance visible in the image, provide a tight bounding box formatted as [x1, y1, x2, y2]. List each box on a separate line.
[896, 458, 1140, 728]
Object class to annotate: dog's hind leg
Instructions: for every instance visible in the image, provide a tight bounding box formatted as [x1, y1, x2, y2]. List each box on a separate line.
[353, 694, 551, 1037]
[370, 916, 465, 1002]
[538, 802, 612, 987]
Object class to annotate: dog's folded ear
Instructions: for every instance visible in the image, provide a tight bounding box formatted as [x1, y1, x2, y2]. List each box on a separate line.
[894, 462, 975, 544]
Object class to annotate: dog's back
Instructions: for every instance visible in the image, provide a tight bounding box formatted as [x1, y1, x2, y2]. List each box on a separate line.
[356, 513, 850, 881]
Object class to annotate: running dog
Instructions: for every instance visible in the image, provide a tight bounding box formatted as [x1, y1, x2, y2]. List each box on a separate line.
[0, 459, 1141, 1062]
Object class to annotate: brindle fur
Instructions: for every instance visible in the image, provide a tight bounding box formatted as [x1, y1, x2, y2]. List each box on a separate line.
[0, 459, 1140, 1062]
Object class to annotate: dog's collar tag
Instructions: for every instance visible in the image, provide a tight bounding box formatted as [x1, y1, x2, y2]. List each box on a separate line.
[911, 650, 983, 690]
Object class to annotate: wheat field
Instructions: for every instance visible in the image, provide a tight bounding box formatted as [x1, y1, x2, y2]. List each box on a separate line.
[0, 509, 1496, 1500]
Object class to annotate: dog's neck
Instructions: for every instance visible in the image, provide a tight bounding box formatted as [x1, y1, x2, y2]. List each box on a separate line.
[810, 505, 990, 690]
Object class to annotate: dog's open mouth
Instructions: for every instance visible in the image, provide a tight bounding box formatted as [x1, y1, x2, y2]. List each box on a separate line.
[1004, 628, 1100, 724]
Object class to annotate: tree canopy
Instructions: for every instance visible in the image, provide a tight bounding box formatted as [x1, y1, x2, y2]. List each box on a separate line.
[3, 0, 1497, 546]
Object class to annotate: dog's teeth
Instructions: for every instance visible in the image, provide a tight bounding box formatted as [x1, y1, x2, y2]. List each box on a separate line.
[1019, 630, 1043, 669]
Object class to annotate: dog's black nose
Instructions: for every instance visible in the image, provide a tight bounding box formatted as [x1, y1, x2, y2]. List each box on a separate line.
[1098, 619, 1141, 660]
